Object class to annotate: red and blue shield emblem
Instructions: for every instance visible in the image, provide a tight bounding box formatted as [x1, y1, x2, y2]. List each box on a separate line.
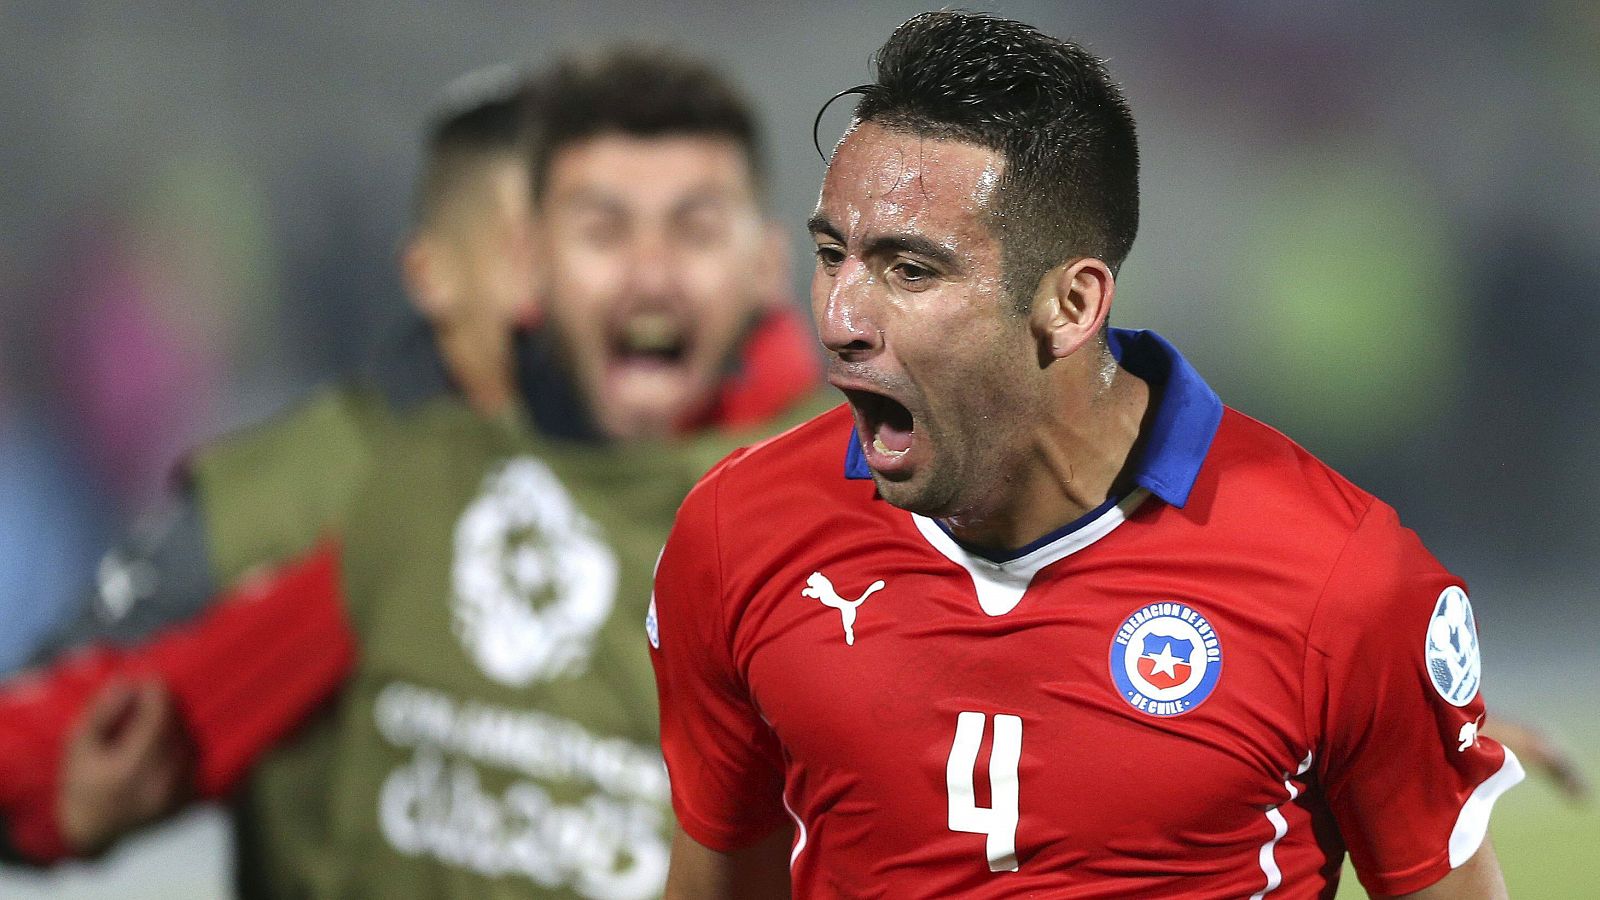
[1110, 602, 1223, 717]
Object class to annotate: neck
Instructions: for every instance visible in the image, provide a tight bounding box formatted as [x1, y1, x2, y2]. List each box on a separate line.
[943, 360, 1152, 552]
[436, 320, 515, 419]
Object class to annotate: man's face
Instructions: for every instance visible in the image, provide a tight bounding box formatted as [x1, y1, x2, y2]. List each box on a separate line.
[810, 121, 1043, 521]
[536, 134, 777, 440]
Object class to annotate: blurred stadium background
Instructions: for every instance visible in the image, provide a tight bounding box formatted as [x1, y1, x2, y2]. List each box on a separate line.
[1, 1, 1595, 896]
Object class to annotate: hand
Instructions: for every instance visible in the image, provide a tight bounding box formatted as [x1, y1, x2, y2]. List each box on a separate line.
[1482, 717, 1592, 803]
[56, 677, 194, 854]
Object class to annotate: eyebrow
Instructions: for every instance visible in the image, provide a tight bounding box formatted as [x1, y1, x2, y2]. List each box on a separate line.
[547, 188, 624, 215]
[672, 192, 737, 219]
[806, 214, 963, 272]
[869, 233, 961, 271]
[806, 213, 841, 241]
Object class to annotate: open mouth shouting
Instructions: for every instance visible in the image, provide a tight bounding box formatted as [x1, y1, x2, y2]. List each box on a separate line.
[592, 309, 708, 436]
[610, 311, 691, 371]
[840, 385, 919, 478]
[603, 309, 700, 402]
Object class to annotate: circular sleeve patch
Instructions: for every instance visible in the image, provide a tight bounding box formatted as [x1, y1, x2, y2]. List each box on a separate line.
[1424, 585, 1481, 707]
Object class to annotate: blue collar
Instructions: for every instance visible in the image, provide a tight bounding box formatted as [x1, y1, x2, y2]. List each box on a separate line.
[843, 327, 1222, 509]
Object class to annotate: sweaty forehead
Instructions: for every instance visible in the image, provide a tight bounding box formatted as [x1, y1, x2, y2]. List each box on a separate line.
[819, 122, 1003, 234]
[543, 133, 756, 212]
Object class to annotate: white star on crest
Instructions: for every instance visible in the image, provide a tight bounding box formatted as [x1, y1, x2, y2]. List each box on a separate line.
[1147, 642, 1184, 678]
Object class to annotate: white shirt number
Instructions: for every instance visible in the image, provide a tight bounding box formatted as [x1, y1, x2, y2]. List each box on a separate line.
[946, 711, 1022, 872]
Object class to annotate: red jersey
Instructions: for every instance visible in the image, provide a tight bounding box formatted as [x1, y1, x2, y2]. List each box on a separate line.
[650, 328, 1522, 899]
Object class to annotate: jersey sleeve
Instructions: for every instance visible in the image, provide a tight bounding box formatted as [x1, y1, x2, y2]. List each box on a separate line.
[0, 543, 356, 863]
[648, 461, 788, 851]
[1305, 501, 1523, 896]
[151, 541, 356, 798]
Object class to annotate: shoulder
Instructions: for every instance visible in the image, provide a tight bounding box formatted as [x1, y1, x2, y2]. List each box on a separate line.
[671, 403, 856, 554]
[185, 380, 394, 505]
[1185, 408, 1378, 572]
[1181, 408, 1451, 627]
[1206, 411, 1458, 651]
[185, 382, 394, 583]
[1201, 407, 1375, 530]
[1183, 404, 1376, 537]
[191, 382, 385, 471]
[686, 402, 854, 509]
[1308, 496, 1459, 658]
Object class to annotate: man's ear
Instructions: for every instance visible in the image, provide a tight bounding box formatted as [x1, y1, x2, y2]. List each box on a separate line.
[1029, 257, 1115, 361]
[401, 233, 453, 321]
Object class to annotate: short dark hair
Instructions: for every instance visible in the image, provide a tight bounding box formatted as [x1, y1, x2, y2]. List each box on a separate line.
[532, 45, 767, 200]
[851, 11, 1139, 305]
[414, 65, 540, 228]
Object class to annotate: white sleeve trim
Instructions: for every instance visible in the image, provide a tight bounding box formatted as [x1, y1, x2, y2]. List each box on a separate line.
[1448, 747, 1524, 868]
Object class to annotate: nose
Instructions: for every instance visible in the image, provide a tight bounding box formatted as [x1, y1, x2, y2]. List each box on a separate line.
[814, 258, 881, 358]
[626, 229, 676, 303]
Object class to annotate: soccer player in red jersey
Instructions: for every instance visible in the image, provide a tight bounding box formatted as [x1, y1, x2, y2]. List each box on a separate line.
[650, 12, 1521, 898]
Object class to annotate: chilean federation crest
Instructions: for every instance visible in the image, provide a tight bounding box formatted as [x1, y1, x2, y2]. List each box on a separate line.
[1109, 602, 1223, 717]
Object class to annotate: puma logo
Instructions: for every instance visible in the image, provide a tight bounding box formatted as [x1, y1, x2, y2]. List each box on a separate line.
[802, 571, 884, 646]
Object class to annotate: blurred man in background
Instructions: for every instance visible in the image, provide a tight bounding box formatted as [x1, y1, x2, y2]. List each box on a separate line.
[21, 65, 542, 669]
[0, 60, 544, 868]
[0, 47, 819, 899]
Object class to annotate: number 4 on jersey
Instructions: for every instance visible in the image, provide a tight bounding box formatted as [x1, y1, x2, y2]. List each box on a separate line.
[946, 711, 1022, 872]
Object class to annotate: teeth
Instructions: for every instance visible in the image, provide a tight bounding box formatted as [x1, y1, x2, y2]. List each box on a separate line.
[872, 437, 907, 458]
